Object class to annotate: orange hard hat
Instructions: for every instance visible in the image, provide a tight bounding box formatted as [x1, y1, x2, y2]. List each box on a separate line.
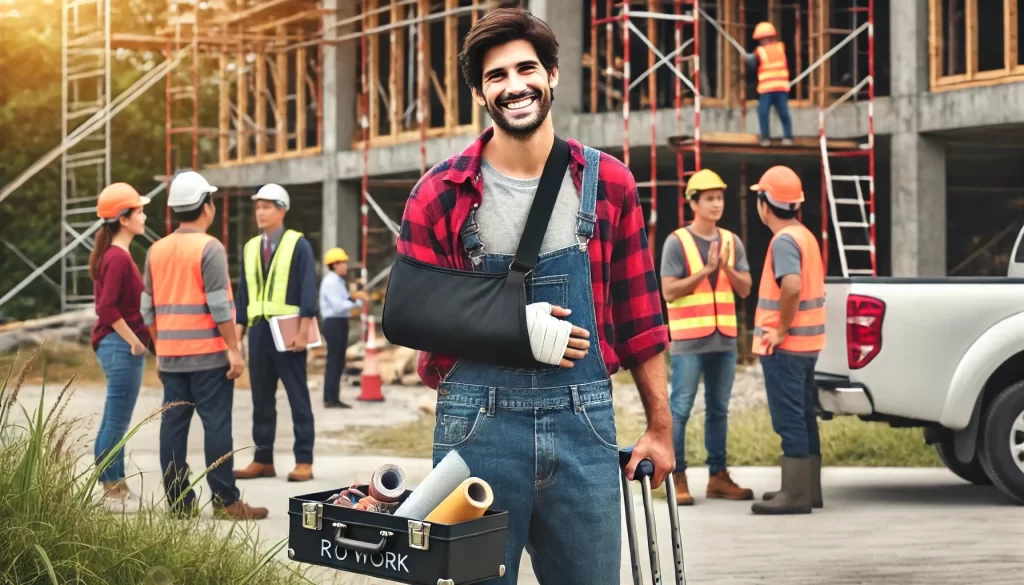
[96, 182, 151, 220]
[753, 21, 777, 40]
[750, 166, 804, 206]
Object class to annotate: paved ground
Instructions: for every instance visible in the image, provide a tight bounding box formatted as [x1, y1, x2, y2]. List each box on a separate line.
[13, 382, 1024, 585]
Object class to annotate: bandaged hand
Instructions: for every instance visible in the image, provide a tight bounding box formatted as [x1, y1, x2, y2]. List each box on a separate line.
[525, 302, 591, 367]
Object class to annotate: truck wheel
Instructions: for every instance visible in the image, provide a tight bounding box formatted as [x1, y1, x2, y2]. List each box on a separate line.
[934, 441, 991, 486]
[978, 380, 1024, 504]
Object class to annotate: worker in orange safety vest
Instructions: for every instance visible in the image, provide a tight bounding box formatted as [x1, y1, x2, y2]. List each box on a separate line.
[748, 165, 826, 516]
[660, 168, 754, 506]
[745, 21, 793, 147]
[141, 170, 268, 521]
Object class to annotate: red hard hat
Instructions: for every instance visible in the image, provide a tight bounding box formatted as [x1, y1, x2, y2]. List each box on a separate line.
[97, 183, 150, 220]
[750, 166, 804, 206]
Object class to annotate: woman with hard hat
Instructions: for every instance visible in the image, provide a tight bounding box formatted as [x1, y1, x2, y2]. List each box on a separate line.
[88, 182, 151, 512]
[319, 247, 368, 408]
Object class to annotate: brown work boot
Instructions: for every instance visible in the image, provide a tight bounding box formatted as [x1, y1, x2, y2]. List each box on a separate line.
[288, 463, 314, 482]
[672, 471, 694, 506]
[233, 461, 276, 480]
[214, 499, 269, 521]
[707, 469, 755, 500]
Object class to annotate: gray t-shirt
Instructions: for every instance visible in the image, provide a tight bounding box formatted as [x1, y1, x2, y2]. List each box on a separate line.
[473, 159, 581, 255]
[141, 227, 234, 373]
[660, 226, 750, 355]
[768, 233, 818, 357]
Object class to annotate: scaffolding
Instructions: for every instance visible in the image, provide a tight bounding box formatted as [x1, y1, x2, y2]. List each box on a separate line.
[587, 0, 877, 277]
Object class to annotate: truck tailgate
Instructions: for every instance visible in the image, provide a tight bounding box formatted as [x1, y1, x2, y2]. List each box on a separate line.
[815, 280, 850, 377]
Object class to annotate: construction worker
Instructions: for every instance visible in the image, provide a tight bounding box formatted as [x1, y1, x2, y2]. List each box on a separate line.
[141, 170, 267, 520]
[233, 183, 319, 483]
[748, 165, 826, 515]
[660, 168, 754, 506]
[745, 21, 793, 147]
[319, 247, 368, 408]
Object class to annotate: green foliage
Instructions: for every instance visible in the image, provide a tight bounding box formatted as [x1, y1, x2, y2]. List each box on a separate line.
[0, 348, 317, 585]
[0, 0, 169, 322]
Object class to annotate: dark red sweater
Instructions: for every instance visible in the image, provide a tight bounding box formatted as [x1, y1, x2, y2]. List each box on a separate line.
[90, 246, 150, 351]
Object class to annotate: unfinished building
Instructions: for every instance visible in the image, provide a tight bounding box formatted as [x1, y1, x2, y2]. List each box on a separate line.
[3, 0, 1024, 351]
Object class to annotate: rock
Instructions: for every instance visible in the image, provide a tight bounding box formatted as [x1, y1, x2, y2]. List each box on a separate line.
[401, 373, 422, 386]
[417, 393, 436, 415]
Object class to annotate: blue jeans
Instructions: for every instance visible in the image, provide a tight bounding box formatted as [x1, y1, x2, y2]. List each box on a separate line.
[760, 352, 820, 458]
[93, 333, 145, 483]
[434, 143, 622, 585]
[758, 91, 793, 141]
[158, 366, 241, 510]
[669, 351, 737, 474]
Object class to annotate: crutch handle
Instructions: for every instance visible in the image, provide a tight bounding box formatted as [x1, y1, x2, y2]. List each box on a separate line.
[618, 446, 656, 480]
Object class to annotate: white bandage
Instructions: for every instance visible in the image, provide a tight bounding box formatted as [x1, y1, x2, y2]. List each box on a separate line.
[525, 302, 574, 366]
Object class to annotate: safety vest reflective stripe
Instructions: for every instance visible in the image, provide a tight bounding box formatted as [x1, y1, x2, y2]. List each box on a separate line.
[148, 232, 234, 357]
[751, 224, 826, 355]
[666, 227, 738, 341]
[757, 42, 790, 94]
[244, 229, 302, 326]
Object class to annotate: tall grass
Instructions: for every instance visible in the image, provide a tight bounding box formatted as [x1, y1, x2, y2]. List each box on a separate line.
[0, 348, 316, 585]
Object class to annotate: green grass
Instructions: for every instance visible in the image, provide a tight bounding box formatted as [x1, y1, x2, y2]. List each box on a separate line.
[0, 348, 317, 585]
[352, 402, 943, 468]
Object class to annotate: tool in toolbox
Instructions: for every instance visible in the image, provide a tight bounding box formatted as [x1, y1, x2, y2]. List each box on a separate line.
[619, 446, 687, 585]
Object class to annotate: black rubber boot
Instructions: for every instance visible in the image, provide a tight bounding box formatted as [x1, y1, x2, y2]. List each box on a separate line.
[751, 456, 813, 515]
[762, 454, 822, 508]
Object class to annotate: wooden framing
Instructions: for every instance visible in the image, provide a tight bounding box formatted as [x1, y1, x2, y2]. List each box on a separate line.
[351, 0, 485, 150]
[930, 0, 1024, 91]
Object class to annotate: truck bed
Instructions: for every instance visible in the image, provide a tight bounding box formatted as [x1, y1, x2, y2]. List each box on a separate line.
[817, 276, 1024, 424]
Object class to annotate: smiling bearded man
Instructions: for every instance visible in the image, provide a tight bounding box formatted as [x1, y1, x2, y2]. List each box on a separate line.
[395, 8, 673, 585]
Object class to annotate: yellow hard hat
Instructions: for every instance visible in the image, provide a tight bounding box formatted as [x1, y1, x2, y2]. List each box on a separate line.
[324, 247, 349, 265]
[685, 168, 728, 198]
[753, 21, 777, 40]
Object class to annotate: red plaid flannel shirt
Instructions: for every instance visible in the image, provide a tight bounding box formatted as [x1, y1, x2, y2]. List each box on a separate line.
[397, 127, 669, 388]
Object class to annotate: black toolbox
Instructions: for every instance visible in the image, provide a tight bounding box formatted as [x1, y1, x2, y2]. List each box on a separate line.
[287, 487, 509, 585]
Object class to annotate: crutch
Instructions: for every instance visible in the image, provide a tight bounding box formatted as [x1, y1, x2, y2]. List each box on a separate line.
[618, 446, 686, 585]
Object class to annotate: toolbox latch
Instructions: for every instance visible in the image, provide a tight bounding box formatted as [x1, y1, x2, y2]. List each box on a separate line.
[302, 503, 323, 531]
[408, 520, 431, 550]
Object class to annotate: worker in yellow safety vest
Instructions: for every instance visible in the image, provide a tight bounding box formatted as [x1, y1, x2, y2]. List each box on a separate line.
[745, 21, 793, 147]
[232, 183, 320, 483]
[748, 165, 827, 516]
[659, 168, 754, 506]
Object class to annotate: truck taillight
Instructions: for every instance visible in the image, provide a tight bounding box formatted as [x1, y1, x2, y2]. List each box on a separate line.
[847, 294, 885, 370]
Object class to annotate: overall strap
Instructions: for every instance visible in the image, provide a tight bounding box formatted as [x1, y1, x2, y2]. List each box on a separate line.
[460, 207, 486, 266]
[510, 137, 571, 274]
[575, 145, 601, 249]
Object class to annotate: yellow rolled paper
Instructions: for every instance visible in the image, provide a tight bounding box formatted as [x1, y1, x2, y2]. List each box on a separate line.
[424, 477, 493, 524]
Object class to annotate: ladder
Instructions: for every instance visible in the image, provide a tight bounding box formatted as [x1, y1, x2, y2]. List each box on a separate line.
[820, 117, 875, 277]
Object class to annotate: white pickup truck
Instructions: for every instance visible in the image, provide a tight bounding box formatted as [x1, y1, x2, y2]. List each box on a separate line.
[814, 225, 1024, 504]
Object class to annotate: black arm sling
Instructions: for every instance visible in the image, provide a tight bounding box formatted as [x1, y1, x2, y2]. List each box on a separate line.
[381, 137, 571, 368]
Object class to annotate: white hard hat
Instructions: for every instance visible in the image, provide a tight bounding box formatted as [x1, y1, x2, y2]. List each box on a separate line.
[168, 171, 218, 211]
[252, 183, 290, 211]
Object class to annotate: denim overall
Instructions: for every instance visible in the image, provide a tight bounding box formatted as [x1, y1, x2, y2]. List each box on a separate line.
[432, 146, 622, 585]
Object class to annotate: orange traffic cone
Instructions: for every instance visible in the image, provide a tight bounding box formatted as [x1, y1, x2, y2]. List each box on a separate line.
[358, 315, 384, 401]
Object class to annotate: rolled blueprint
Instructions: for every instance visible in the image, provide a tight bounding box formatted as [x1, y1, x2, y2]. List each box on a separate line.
[369, 463, 407, 503]
[425, 477, 493, 524]
[394, 450, 471, 520]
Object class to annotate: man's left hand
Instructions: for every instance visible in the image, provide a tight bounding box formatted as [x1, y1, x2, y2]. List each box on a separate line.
[761, 327, 786, 355]
[287, 330, 308, 352]
[624, 426, 675, 489]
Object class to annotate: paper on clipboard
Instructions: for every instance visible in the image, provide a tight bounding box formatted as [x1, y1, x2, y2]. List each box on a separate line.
[270, 315, 323, 352]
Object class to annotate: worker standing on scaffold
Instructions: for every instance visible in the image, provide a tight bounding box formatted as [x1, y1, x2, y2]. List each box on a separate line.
[745, 21, 794, 147]
[232, 183, 320, 484]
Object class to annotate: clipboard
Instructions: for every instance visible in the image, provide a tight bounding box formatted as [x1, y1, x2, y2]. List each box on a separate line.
[269, 315, 323, 352]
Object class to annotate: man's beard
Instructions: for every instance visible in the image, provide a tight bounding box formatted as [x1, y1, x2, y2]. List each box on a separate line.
[486, 87, 552, 141]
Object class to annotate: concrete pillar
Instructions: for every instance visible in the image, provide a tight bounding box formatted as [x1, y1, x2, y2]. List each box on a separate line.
[889, 0, 946, 276]
[527, 0, 584, 136]
[321, 0, 358, 252]
[321, 180, 361, 260]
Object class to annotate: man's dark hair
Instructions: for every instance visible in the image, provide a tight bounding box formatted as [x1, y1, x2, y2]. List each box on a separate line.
[758, 193, 799, 220]
[459, 7, 559, 94]
[172, 194, 211, 223]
